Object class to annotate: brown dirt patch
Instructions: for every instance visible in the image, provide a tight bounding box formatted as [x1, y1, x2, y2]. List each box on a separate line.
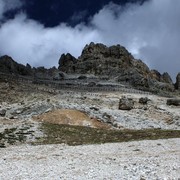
[33, 109, 111, 129]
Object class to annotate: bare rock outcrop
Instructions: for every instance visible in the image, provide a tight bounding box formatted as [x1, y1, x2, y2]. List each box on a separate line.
[58, 42, 151, 88]
[0, 55, 63, 81]
[0, 55, 32, 76]
[162, 72, 173, 84]
[58, 53, 77, 73]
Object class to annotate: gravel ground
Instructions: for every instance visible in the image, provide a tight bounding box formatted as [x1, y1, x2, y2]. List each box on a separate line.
[0, 138, 179, 180]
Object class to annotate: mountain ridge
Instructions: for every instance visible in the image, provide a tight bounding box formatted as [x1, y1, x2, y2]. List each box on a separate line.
[0, 42, 179, 92]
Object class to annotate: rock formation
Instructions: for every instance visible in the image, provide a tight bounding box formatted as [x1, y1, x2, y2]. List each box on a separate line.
[0, 55, 32, 76]
[0, 55, 61, 80]
[0, 43, 176, 93]
[58, 42, 175, 92]
[162, 72, 173, 84]
[175, 73, 180, 90]
[58, 53, 77, 73]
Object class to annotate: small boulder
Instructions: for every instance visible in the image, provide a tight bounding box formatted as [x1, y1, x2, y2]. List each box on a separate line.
[90, 106, 99, 111]
[0, 109, 6, 117]
[167, 99, 180, 106]
[119, 97, 134, 110]
[139, 97, 150, 105]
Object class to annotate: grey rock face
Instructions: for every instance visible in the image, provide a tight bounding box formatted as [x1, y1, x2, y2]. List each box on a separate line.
[58, 42, 133, 76]
[77, 43, 133, 76]
[162, 72, 173, 84]
[149, 71, 174, 91]
[119, 97, 134, 110]
[150, 70, 162, 82]
[167, 99, 180, 106]
[58, 53, 77, 73]
[0, 55, 32, 76]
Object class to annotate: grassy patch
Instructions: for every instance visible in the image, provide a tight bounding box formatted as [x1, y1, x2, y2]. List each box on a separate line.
[34, 123, 180, 146]
[0, 126, 34, 148]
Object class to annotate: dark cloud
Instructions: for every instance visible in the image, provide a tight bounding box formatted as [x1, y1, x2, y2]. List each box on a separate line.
[70, 10, 89, 25]
[0, 0, 179, 81]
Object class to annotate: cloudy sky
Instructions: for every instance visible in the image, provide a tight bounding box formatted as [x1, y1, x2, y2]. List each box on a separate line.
[0, 0, 179, 81]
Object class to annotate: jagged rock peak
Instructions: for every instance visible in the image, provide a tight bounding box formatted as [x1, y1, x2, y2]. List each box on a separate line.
[58, 42, 135, 75]
[175, 73, 180, 90]
[150, 70, 173, 84]
[80, 42, 133, 60]
[162, 72, 173, 84]
[58, 53, 77, 73]
[57, 42, 174, 92]
[0, 55, 32, 76]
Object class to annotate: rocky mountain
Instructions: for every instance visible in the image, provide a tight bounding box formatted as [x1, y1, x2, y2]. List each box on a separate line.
[58, 42, 175, 92]
[0, 55, 60, 80]
[0, 42, 179, 93]
[0, 55, 32, 76]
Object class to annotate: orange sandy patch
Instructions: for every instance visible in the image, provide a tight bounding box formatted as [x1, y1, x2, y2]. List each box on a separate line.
[33, 109, 110, 129]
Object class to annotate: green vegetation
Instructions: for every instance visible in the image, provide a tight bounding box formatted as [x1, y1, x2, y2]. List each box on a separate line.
[34, 123, 180, 146]
[1, 122, 180, 148]
[0, 126, 34, 148]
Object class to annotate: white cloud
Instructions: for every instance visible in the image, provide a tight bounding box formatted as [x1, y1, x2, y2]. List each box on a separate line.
[0, 13, 100, 67]
[0, 0, 179, 81]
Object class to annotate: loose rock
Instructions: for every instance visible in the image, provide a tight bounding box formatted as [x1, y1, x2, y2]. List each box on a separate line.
[119, 97, 134, 110]
[139, 97, 150, 105]
[166, 99, 180, 106]
[0, 109, 6, 117]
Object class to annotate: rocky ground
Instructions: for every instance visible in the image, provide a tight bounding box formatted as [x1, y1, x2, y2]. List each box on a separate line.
[0, 80, 180, 130]
[0, 138, 179, 179]
[0, 80, 180, 179]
